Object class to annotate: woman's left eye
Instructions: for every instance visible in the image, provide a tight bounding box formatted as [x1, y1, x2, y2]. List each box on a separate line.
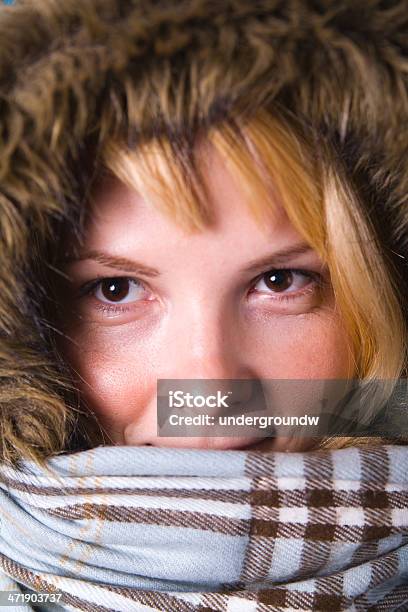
[252, 269, 317, 296]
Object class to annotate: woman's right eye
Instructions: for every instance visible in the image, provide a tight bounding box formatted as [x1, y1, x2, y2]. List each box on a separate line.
[84, 277, 148, 304]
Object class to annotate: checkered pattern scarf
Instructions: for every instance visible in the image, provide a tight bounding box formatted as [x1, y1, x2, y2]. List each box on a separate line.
[0, 445, 407, 611]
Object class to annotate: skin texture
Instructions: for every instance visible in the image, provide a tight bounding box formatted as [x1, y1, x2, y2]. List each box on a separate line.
[58, 145, 354, 451]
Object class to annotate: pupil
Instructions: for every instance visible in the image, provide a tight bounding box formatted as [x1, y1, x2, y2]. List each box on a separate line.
[101, 278, 129, 302]
[264, 270, 292, 292]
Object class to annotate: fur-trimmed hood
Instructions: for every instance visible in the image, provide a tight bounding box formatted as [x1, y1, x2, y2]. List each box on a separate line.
[0, 0, 407, 465]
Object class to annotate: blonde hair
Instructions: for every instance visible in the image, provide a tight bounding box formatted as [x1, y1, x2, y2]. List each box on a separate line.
[100, 110, 406, 449]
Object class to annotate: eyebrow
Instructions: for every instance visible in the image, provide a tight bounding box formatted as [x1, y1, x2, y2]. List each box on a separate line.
[64, 242, 315, 277]
[64, 250, 161, 277]
[242, 243, 316, 273]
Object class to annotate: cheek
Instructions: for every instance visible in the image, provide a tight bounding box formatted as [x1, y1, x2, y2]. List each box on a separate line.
[247, 311, 354, 425]
[250, 310, 353, 379]
[74, 353, 149, 437]
[59, 327, 156, 440]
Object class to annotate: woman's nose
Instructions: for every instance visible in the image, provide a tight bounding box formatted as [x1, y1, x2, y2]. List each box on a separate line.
[123, 297, 262, 447]
[156, 299, 259, 407]
[161, 297, 255, 381]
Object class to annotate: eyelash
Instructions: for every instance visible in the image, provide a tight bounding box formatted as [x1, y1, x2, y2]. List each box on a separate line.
[78, 268, 324, 313]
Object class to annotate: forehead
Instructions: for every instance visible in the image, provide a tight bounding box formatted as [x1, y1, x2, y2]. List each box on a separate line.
[81, 174, 309, 283]
[87, 144, 294, 245]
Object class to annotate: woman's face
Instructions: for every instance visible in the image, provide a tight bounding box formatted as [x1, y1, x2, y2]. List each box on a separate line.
[58, 144, 353, 451]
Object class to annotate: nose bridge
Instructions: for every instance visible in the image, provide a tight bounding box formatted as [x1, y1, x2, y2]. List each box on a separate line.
[166, 294, 240, 378]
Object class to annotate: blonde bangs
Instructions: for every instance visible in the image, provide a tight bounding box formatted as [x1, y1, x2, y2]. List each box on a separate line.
[208, 112, 326, 256]
[101, 112, 325, 247]
[101, 137, 213, 232]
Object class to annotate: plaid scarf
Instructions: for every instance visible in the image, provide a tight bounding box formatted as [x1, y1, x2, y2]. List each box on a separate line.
[0, 445, 407, 611]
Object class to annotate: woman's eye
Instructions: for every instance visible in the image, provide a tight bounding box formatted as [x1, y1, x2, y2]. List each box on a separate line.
[93, 277, 146, 304]
[253, 269, 315, 295]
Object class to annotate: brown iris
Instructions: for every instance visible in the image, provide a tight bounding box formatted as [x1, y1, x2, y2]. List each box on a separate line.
[100, 278, 130, 302]
[263, 270, 293, 292]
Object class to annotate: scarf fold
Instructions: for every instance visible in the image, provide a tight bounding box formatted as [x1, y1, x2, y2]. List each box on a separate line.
[0, 445, 407, 611]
